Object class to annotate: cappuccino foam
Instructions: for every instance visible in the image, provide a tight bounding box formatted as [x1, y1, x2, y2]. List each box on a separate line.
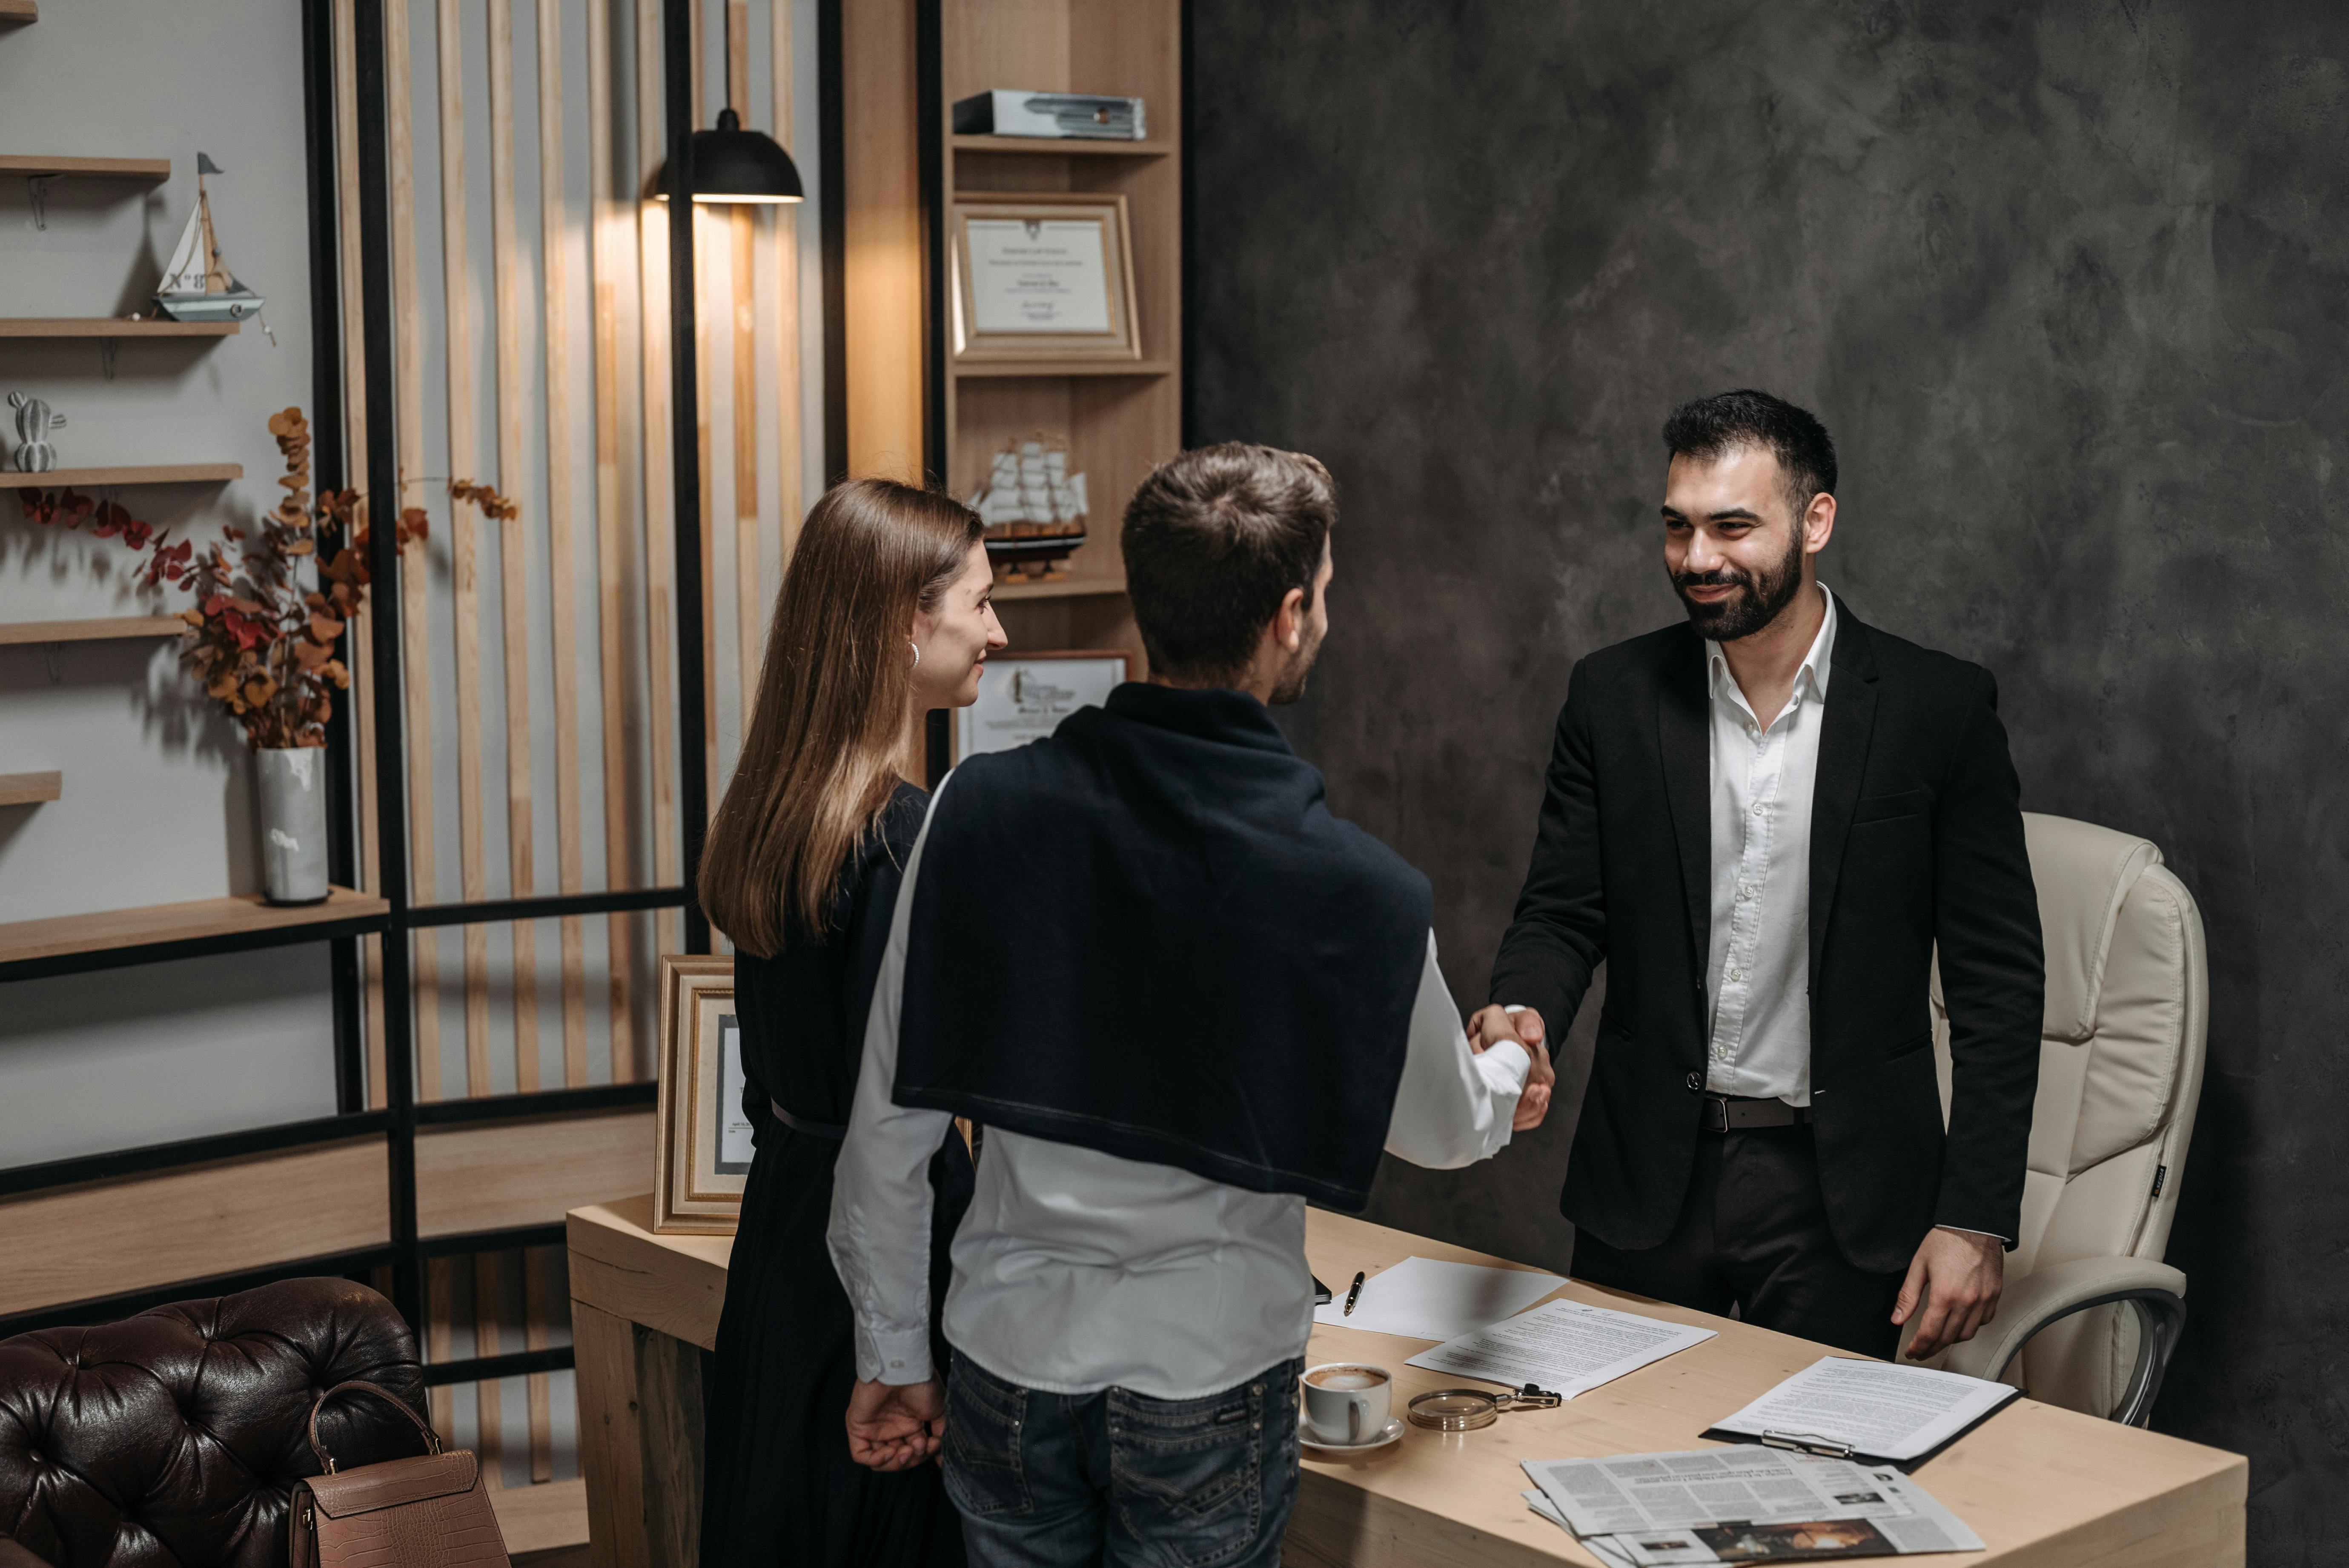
[1306, 1368, 1384, 1391]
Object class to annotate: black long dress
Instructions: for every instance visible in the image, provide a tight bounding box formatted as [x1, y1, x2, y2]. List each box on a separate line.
[700, 782, 973, 1568]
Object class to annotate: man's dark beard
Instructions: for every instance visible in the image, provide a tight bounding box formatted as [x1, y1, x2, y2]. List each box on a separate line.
[1269, 622, 1325, 704]
[1673, 524, 1807, 642]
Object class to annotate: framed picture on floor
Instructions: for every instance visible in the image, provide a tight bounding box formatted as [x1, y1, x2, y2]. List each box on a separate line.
[949, 191, 1143, 364]
[954, 649, 1131, 762]
[654, 953, 748, 1234]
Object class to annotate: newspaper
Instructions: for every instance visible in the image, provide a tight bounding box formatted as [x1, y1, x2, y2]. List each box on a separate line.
[1522, 1448, 1985, 1562]
[1405, 1296, 1715, 1399]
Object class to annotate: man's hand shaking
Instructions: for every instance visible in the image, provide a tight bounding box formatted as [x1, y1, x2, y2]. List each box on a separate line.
[845, 1377, 945, 1471]
[1469, 1004, 1555, 1130]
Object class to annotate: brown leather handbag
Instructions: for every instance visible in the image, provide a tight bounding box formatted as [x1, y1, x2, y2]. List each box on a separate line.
[289, 1381, 512, 1568]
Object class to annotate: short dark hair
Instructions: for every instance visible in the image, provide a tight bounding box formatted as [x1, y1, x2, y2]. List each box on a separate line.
[1662, 389, 1838, 517]
[1121, 443, 1336, 683]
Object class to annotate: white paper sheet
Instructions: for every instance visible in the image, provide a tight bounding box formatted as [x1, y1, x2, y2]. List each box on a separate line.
[1310, 1256, 1563, 1341]
[1708, 1356, 2021, 1463]
[1406, 1297, 1715, 1397]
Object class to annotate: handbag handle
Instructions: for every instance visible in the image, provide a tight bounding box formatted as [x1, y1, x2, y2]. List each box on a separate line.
[307, 1379, 442, 1474]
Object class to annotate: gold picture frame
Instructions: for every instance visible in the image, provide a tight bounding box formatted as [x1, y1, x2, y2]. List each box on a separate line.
[950, 191, 1143, 364]
[653, 953, 747, 1234]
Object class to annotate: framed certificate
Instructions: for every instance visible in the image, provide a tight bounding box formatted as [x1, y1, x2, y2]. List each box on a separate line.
[950, 192, 1142, 363]
[653, 953, 747, 1234]
[955, 649, 1131, 761]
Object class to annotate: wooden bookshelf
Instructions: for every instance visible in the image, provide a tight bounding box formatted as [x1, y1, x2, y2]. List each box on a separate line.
[0, 318, 239, 339]
[940, 0, 1179, 667]
[0, 463, 240, 490]
[0, 155, 169, 180]
[0, 772, 61, 807]
[0, 615, 184, 646]
[0, 887, 390, 971]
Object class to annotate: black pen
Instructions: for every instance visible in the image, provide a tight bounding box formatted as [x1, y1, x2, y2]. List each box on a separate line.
[1342, 1270, 1366, 1316]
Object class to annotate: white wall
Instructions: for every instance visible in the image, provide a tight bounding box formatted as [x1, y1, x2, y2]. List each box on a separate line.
[0, 0, 341, 1158]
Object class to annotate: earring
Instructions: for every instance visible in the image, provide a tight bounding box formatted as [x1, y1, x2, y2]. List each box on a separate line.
[909, 641, 921, 669]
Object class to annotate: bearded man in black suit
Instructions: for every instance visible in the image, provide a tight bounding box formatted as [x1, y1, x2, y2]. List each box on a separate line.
[1476, 390, 2044, 1359]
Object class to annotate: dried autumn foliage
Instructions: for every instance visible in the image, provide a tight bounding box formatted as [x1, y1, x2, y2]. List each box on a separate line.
[177, 407, 427, 749]
[17, 486, 192, 581]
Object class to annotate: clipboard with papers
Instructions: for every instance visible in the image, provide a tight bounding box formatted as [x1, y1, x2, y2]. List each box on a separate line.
[1699, 1356, 2025, 1471]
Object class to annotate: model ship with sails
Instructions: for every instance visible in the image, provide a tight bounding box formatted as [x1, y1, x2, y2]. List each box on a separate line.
[968, 434, 1089, 582]
[151, 154, 265, 324]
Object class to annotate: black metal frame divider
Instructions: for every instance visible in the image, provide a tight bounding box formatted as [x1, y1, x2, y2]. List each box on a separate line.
[0, 0, 833, 1401]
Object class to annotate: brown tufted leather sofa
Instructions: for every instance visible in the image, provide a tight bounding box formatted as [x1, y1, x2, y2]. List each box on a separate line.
[0, 1277, 432, 1568]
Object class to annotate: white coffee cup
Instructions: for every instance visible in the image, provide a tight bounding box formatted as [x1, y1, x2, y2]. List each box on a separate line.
[1301, 1362, 1391, 1445]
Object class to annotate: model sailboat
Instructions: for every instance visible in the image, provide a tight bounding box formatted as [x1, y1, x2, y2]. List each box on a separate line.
[153, 153, 265, 324]
[968, 434, 1090, 581]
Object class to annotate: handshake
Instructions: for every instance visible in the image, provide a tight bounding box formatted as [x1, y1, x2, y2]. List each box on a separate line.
[1468, 1004, 1557, 1132]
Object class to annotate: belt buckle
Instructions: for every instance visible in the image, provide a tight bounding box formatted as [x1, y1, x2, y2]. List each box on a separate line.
[1700, 1096, 1730, 1133]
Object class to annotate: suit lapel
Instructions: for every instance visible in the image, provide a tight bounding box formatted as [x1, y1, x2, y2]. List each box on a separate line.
[1808, 614, 1880, 987]
[1656, 629, 1712, 1002]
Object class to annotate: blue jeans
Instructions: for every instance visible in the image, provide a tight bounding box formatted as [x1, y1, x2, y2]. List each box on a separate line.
[940, 1354, 1303, 1568]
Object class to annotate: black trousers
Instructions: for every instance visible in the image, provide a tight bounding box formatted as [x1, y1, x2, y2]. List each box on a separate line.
[1571, 1122, 1905, 1359]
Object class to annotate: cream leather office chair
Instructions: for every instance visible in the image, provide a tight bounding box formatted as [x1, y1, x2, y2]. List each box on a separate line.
[1920, 812, 2208, 1425]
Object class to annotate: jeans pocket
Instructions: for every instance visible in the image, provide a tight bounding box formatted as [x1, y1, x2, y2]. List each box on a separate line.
[1108, 1374, 1285, 1568]
[942, 1361, 1031, 1519]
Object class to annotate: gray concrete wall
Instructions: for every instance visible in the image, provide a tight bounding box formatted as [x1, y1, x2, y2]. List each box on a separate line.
[1190, 3, 2346, 1560]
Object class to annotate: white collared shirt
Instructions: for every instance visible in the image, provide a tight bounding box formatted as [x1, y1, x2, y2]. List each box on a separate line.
[1703, 584, 1837, 1106]
[827, 775, 1530, 1401]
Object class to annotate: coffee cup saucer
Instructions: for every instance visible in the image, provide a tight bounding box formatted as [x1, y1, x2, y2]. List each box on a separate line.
[1300, 1416, 1405, 1454]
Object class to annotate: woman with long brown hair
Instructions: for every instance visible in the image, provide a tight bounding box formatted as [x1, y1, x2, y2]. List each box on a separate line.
[696, 478, 1004, 1568]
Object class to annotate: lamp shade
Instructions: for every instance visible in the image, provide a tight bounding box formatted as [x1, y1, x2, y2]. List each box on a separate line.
[658, 108, 804, 204]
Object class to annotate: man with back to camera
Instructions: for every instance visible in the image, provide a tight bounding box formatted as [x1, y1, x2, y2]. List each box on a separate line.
[827, 443, 1557, 1567]
[1475, 390, 2044, 1361]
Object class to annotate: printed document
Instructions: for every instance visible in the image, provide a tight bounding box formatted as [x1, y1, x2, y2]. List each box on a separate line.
[1709, 1356, 2021, 1463]
[1405, 1296, 1715, 1397]
[1309, 1256, 1562, 1340]
[1522, 1449, 1985, 1561]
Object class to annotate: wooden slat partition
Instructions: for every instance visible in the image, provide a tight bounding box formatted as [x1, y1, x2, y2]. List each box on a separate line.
[539, 0, 589, 1091]
[439, 0, 492, 1102]
[772, 0, 803, 562]
[636, 0, 682, 962]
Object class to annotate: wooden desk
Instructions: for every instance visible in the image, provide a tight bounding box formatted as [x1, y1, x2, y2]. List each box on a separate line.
[568, 1197, 2243, 1568]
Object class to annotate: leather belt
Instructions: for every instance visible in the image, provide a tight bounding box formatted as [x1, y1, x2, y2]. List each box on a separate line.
[1699, 1094, 1813, 1133]
[771, 1099, 848, 1141]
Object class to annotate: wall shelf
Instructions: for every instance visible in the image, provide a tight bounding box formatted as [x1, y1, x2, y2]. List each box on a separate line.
[0, 772, 61, 807]
[0, 318, 240, 339]
[0, 155, 170, 181]
[0, 1, 36, 23]
[952, 358, 1174, 380]
[995, 573, 1128, 602]
[0, 615, 185, 646]
[0, 463, 241, 491]
[0, 887, 392, 981]
[950, 135, 1170, 158]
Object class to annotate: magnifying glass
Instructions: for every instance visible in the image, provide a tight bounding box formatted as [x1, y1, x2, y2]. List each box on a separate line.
[1405, 1383, 1564, 1431]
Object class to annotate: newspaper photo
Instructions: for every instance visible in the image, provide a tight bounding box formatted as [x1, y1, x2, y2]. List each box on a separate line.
[1521, 1448, 1984, 1561]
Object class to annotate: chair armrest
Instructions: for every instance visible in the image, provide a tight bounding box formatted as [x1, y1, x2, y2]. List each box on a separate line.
[0, 1538, 57, 1568]
[1942, 1255, 2186, 1387]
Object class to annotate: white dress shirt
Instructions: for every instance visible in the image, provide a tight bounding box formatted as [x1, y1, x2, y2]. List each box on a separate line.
[828, 776, 1530, 1401]
[1703, 584, 1838, 1105]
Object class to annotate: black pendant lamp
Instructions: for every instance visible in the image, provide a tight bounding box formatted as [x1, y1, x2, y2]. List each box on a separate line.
[657, 106, 804, 204]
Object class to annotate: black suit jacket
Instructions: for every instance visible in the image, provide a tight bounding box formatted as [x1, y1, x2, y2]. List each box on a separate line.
[1490, 609, 2043, 1273]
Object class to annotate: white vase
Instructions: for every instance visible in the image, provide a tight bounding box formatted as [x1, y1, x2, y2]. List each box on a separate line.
[256, 746, 330, 904]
